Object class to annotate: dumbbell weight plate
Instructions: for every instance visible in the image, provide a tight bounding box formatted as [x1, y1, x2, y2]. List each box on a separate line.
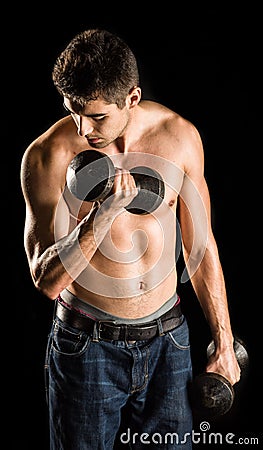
[66, 150, 115, 202]
[125, 166, 165, 215]
[190, 372, 234, 419]
[67, 151, 165, 214]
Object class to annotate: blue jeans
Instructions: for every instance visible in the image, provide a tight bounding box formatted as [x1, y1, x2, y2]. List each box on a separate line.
[45, 312, 193, 449]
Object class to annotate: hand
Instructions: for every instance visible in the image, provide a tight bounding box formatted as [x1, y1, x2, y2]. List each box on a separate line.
[206, 347, 241, 385]
[103, 168, 139, 212]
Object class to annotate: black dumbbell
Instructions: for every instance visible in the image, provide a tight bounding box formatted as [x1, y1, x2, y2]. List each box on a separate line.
[66, 149, 165, 215]
[189, 336, 249, 419]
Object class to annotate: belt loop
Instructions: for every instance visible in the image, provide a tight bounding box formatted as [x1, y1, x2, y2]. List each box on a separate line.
[92, 321, 99, 342]
[123, 325, 130, 345]
[157, 318, 165, 336]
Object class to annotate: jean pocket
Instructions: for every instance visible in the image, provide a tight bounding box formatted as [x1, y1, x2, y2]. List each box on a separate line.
[51, 318, 90, 356]
[167, 317, 191, 350]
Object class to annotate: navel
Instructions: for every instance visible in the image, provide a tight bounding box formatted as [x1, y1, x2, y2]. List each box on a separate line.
[139, 281, 146, 290]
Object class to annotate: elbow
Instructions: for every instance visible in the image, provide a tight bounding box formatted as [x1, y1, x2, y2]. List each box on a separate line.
[181, 242, 208, 281]
[182, 241, 207, 264]
[34, 278, 60, 300]
[32, 269, 61, 300]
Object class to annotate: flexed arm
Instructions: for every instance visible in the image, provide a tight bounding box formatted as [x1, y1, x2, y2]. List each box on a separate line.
[21, 144, 137, 300]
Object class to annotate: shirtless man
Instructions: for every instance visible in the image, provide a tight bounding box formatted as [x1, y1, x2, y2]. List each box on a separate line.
[20, 29, 240, 449]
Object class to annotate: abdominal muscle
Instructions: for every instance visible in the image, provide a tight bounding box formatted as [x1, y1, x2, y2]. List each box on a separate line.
[68, 204, 179, 319]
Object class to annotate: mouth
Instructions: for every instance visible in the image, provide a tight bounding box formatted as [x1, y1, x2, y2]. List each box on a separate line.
[87, 137, 101, 144]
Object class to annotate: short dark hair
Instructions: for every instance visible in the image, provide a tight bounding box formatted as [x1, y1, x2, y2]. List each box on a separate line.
[52, 29, 140, 109]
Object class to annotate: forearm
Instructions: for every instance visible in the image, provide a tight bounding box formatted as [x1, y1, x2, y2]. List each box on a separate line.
[32, 205, 112, 299]
[189, 245, 234, 349]
[183, 240, 241, 384]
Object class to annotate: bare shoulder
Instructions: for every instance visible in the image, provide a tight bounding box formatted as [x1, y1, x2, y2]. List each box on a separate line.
[21, 116, 83, 188]
[141, 100, 200, 136]
[21, 116, 75, 168]
[20, 115, 79, 201]
[139, 100, 204, 166]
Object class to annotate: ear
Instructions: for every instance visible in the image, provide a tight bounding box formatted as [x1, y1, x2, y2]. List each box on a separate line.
[126, 86, 141, 109]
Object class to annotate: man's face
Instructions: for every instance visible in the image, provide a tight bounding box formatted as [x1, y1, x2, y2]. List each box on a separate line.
[63, 97, 131, 149]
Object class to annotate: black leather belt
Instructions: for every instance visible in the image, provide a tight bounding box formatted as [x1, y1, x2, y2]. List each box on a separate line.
[55, 300, 183, 341]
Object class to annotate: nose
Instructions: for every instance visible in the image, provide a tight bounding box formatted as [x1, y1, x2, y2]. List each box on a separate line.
[77, 116, 94, 137]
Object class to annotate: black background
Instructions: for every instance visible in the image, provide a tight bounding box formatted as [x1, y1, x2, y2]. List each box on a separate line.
[6, 3, 261, 449]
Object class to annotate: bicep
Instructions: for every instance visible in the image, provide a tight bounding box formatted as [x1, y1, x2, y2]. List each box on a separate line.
[177, 123, 213, 252]
[21, 154, 70, 265]
[177, 174, 215, 281]
[178, 169, 212, 257]
[24, 196, 70, 264]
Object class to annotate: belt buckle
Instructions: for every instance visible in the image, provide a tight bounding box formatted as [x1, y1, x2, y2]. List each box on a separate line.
[96, 320, 117, 342]
[97, 321, 131, 342]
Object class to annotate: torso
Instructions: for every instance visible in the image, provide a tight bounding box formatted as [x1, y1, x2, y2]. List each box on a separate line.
[33, 100, 190, 318]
